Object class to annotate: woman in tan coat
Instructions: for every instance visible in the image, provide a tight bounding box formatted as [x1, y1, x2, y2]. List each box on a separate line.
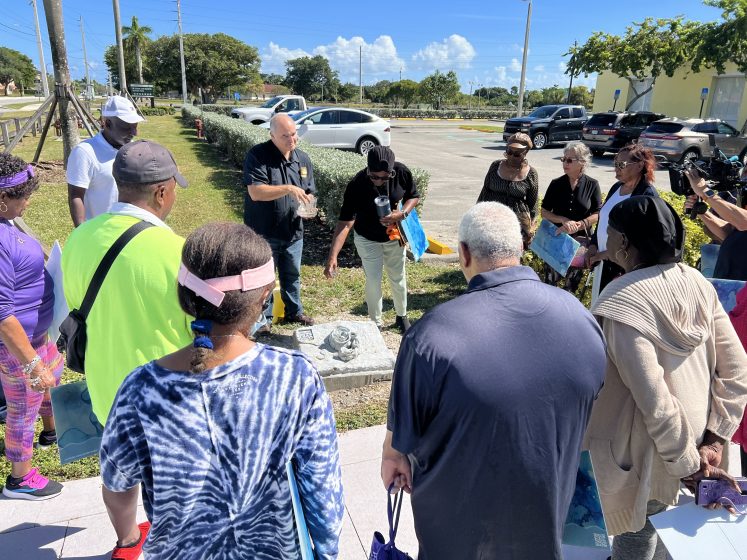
[586, 196, 747, 560]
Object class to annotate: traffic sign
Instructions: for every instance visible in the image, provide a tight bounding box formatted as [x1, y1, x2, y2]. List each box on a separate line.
[700, 87, 709, 100]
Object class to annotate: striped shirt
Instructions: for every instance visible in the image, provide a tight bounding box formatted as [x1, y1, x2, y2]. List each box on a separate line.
[100, 343, 344, 560]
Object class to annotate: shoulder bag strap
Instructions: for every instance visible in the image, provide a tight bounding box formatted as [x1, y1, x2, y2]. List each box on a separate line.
[78, 220, 155, 319]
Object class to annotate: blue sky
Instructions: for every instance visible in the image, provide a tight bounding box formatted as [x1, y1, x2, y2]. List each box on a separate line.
[0, 0, 725, 93]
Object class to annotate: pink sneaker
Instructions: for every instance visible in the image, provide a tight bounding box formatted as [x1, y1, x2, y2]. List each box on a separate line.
[2, 468, 63, 500]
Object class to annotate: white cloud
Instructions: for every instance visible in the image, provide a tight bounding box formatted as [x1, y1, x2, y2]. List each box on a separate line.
[533, 65, 545, 72]
[411, 34, 476, 71]
[260, 42, 312, 74]
[558, 62, 568, 72]
[313, 35, 404, 82]
[495, 66, 507, 83]
[510, 58, 522, 72]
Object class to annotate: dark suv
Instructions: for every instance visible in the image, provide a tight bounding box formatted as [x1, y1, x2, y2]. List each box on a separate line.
[582, 111, 666, 156]
[503, 104, 588, 149]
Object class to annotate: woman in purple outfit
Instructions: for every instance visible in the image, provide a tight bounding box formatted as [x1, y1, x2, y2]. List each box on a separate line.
[0, 152, 63, 500]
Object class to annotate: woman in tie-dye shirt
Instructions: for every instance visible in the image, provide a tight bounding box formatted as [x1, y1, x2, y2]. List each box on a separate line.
[100, 223, 344, 560]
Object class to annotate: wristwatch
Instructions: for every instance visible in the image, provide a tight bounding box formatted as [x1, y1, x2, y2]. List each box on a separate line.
[703, 188, 716, 199]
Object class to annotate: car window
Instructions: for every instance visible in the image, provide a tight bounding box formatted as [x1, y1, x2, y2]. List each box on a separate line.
[306, 110, 338, 125]
[717, 122, 738, 135]
[645, 122, 684, 134]
[572, 108, 584, 118]
[619, 115, 636, 126]
[339, 111, 364, 124]
[285, 99, 300, 111]
[693, 122, 718, 134]
[555, 108, 571, 119]
[587, 114, 617, 127]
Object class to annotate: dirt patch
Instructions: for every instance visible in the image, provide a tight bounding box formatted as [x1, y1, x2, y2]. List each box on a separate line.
[33, 160, 66, 184]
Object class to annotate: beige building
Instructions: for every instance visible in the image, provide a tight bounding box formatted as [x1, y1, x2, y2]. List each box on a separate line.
[593, 63, 747, 130]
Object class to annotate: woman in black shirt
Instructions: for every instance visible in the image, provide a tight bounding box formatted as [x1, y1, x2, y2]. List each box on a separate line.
[540, 141, 602, 290]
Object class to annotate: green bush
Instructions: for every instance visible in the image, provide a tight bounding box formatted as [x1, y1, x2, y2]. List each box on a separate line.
[182, 106, 430, 226]
[195, 104, 235, 116]
[658, 191, 711, 268]
[368, 107, 517, 120]
[139, 106, 176, 116]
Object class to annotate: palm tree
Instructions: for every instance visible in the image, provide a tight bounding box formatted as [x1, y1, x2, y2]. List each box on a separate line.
[122, 16, 152, 84]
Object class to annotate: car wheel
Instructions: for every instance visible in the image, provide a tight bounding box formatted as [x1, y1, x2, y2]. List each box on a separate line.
[531, 132, 547, 149]
[251, 120, 265, 125]
[357, 136, 379, 155]
[591, 149, 605, 157]
[680, 148, 699, 163]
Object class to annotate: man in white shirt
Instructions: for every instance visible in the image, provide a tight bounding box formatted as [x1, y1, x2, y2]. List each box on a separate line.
[66, 96, 144, 226]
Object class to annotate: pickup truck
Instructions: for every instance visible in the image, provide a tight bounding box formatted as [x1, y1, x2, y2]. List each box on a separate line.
[230, 95, 308, 125]
[503, 104, 588, 149]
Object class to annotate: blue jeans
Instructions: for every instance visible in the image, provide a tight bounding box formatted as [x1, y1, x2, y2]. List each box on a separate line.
[264, 237, 303, 320]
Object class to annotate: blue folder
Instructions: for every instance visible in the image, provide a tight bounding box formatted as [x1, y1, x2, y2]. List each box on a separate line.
[49, 381, 104, 465]
[398, 207, 428, 262]
[709, 278, 745, 313]
[530, 220, 581, 277]
[563, 450, 610, 550]
[286, 461, 315, 560]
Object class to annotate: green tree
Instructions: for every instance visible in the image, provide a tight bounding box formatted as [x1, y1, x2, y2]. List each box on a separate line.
[122, 16, 152, 84]
[524, 89, 544, 108]
[0, 47, 36, 96]
[693, 0, 747, 74]
[541, 85, 566, 105]
[387, 79, 419, 107]
[364, 80, 391, 103]
[566, 17, 700, 111]
[146, 33, 260, 100]
[336, 82, 360, 103]
[104, 44, 138, 90]
[419, 70, 460, 110]
[260, 73, 286, 85]
[284, 55, 340, 99]
[568, 85, 595, 108]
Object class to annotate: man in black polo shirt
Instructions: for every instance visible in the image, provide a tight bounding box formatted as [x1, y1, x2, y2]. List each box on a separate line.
[244, 113, 316, 329]
[324, 147, 419, 332]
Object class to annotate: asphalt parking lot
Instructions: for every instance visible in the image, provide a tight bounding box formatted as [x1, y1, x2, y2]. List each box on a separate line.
[389, 120, 672, 249]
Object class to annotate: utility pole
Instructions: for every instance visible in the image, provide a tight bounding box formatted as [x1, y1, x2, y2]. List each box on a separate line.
[42, 0, 80, 164]
[80, 16, 92, 100]
[177, 0, 188, 104]
[359, 45, 363, 104]
[112, 0, 127, 93]
[517, 0, 532, 117]
[399, 67, 402, 82]
[30, 0, 49, 98]
[107, 71, 112, 96]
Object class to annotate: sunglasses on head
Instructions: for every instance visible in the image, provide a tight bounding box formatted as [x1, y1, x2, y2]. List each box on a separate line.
[505, 149, 527, 157]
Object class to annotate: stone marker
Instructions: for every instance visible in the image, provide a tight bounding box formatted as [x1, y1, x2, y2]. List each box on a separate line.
[293, 320, 396, 391]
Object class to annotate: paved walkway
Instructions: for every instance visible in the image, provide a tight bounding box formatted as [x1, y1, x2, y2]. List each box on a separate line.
[5, 423, 738, 559]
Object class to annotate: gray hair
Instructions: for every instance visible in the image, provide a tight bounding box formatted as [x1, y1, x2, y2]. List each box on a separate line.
[458, 202, 523, 263]
[269, 113, 294, 134]
[564, 141, 591, 170]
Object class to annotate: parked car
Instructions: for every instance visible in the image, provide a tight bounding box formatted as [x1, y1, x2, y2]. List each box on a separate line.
[639, 117, 747, 163]
[231, 95, 308, 124]
[503, 104, 588, 149]
[582, 111, 666, 156]
[260, 107, 391, 155]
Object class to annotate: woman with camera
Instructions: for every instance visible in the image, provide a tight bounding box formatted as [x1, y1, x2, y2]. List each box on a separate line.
[585, 144, 658, 302]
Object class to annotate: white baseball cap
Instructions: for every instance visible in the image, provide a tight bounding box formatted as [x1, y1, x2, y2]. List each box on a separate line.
[101, 96, 145, 124]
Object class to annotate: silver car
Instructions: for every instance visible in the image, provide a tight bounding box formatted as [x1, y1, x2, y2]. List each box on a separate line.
[639, 117, 747, 163]
[261, 107, 391, 155]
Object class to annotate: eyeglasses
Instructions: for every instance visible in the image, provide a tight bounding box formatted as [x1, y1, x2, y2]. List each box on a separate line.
[505, 149, 527, 157]
[614, 160, 638, 169]
[560, 158, 579, 164]
[368, 172, 394, 182]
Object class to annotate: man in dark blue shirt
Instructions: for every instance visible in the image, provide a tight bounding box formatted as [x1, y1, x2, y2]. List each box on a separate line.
[382, 202, 607, 559]
[244, 114, 316, 328]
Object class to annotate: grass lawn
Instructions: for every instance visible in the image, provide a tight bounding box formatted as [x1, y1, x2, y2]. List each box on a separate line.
[1, 115, 463, 482]
[458, 124, 504, 133]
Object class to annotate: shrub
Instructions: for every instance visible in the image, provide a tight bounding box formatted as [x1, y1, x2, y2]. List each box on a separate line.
[658, 191, 710, 268]
[182, 106, 430, 226]
[139, 106, 176, 116]
[195, 104, 235, 116]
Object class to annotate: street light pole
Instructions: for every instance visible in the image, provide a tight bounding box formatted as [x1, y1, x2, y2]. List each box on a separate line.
[30, 0, 49, 98]
[517, 0, 532, 117]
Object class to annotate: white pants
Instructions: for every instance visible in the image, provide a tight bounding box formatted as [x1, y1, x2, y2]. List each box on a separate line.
[354, 233, 407, 324]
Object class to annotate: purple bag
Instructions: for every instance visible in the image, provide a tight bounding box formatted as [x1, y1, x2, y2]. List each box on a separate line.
[369, 484, 412, 560]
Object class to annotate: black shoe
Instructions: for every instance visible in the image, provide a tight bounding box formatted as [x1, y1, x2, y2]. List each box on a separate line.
[395, 316, 411, 333]
[283, 314, 315, 326]
[3, 469, 63, 501]
[36, 429, 57, 449]
[254, 324, 272, 337]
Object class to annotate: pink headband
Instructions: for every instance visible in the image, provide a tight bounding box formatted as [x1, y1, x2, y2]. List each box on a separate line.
[178, 259, 275, 307]
[0, 165, 34, 189]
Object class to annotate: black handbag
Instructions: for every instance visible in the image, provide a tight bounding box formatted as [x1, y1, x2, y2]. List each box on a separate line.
[58, 221, 153, 373]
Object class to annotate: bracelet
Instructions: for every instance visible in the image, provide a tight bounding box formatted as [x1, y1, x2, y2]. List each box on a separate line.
[22, 355, 42, 376]
[29, 375, 43, 390]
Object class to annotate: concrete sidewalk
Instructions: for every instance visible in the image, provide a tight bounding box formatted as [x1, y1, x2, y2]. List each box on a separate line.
[5, 422, 720, 559]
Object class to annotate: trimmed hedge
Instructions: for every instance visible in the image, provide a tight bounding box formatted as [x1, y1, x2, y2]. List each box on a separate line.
[139, 106, 177, 116]
[182, 106, 430, 227]
[195, 104, 235, 116]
